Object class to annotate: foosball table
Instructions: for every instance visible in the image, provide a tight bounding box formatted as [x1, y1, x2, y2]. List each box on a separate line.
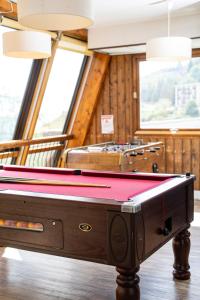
[62, 141, 164, 173]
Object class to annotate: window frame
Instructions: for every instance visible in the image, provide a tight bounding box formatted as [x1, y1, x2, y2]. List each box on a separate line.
[0, 17, 91, 167]
[54, 55, 88, 166]
[0, 25, 35, 142]
[136, 48, 200, 136]
[62, 55, 88, 134]
[33, 47, 86, 138]
[1, 18, 91, 144]
[13, 60, 43, 140]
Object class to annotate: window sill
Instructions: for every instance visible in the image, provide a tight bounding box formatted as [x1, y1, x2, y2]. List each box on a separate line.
[135, 130, 200, 137]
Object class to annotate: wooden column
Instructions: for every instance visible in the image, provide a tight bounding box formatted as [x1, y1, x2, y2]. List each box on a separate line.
[67, 52, 110, 148]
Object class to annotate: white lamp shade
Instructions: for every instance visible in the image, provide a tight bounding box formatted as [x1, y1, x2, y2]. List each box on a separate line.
[3, 31, 51, 59]
[17, 0, 94, 31]
[146, 37, 192, 61]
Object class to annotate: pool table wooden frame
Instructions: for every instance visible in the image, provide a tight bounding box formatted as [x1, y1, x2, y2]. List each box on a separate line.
[0, 166, 195, 300]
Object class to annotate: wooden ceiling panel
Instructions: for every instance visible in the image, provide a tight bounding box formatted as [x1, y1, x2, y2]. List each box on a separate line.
[63, 29, 88, 42]
[0, 0, 17, 19]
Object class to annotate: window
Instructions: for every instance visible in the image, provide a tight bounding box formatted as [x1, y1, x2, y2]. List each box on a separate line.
[0, 26, 33, 141]
[34, 48, 84, 137]
[139, 57, 200, 129]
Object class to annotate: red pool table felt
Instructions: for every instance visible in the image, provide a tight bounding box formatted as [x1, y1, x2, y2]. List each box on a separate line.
[0, 166, 172, 202]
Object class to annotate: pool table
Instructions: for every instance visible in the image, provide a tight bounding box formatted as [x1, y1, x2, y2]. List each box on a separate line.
[0, 165, 195, 300]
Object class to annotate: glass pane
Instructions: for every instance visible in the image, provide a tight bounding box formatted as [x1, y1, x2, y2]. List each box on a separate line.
[0, 27, 33, 141]
[34, 48, 84, 137]
[140, 58, 200, 129]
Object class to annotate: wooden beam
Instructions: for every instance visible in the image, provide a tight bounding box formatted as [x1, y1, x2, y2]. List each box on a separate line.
[0, 0, 17, 19]
[63, 29, 88, 42]
[67, 53, 111, 148]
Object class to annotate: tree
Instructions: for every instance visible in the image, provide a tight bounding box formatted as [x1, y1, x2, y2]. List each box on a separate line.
[185, 100, 199, 117]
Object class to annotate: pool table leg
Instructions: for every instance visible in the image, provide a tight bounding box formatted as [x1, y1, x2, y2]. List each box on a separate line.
[116, 267, 140, 300]
[172, 228, 191, 280]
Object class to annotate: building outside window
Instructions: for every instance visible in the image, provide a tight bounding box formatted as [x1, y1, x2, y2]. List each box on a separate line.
[139, 57, 200, 129]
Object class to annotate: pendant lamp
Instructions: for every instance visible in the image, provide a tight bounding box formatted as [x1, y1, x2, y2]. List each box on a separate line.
[17, 0, 94, 31]
[3, 31, 51, 59]
[146, 1, 192, 61]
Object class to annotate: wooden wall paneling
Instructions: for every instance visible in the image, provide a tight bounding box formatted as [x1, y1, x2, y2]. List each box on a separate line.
[67, 53, 110, 148]
[133, 56, 140, 133]
[81, 51, 200, 189]
[125, 55, 133, 142]
[102, 68, 113, 143]
[117, 56, 126, 143]
[165, 137, 175, 174]
[191, 138, 200, 190]
[140, 137, 151, 144]
[182, 139, 192, 175]
[158, 137, 166, 173]
[174, 138, 183, 174]
[110, 57, 118, 143]
[102, 67, 110, 115]
[91, 114, 98, 145]
[96, 84, 104, 143]
[148, 137, 154, 143]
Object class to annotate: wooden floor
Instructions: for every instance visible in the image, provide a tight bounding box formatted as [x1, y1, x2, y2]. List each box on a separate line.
[0, 203, 199, 300]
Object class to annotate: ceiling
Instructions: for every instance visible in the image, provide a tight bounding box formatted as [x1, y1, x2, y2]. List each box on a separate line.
[91, 0, 200, 28]
[11, 0, 200, 28]
[10, 0, 200, 54]
[88, 0, 200, 54]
